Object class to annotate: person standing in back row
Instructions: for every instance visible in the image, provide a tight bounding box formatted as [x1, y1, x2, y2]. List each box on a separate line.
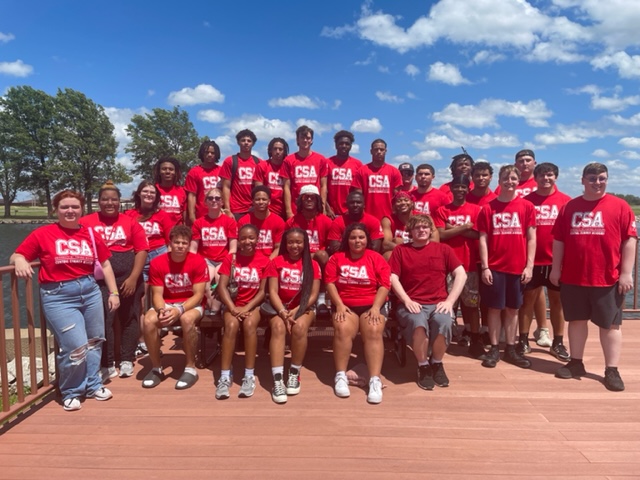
[326, 130, 362, 219]
[220, 129, 261, 220]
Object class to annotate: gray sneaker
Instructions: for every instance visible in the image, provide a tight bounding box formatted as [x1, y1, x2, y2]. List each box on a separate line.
[215, 376, 232, 400]
[119, 361, 134, 378]
[286, 368, 301, 395]
[239, 375, 256, 398]
[101, 365, 117, 381]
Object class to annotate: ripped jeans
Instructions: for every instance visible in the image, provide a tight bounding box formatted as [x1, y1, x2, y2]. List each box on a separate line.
[40, 275, 105, 401]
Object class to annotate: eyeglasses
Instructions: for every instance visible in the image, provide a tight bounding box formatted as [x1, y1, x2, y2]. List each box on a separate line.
[301, 194, 316, 200]
[585, 176, 608, 184]
[206, 196, 222, 201]
[400, 171, 413, 176]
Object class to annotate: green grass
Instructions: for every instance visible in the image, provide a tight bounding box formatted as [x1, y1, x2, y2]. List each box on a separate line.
[2, 206, 50, 219]
[632, 206, 640, 216]
[0, 386, 32, 410]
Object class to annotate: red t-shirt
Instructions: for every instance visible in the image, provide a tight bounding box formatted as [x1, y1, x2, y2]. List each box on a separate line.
[265, 254, 322, 307]
[327, 213, 384, 242]
[439, 180, 475, 203]
[123, 209, 172, 250]
[156, 184, 186, 227]
[79, 212, 148, 253]
[467, 190, 497, 206]
[238, 212, 285, 256]
[191, 214, 238, 262]
[326, 156, 363, 215]
[148, 252, 209, 304]
[184, 164, 223, 219]
[218, 252, 270, 307]
[219, 155, 261, 213]
[552, 195, 637, 287]
[253, 160, 285, 217]
[410, 188, 449, 216]
[385, 214, 411, 243]
[389, 242, 462, 304]
[351, 162, 403, 220]
[281, 152, 328, 211]
[495, 176, 537, 198]
[15, 223, 111, 284]
[433, 202, 482, 271]
[524, 189, 571, 265]
[325, 249, 391, 308]
[285, 213, 332, 252]
[477, 197, 536, 275]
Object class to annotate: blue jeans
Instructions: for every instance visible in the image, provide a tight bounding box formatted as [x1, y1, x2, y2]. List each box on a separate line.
[142, 245, 168, 282]
[40, 275, 105, 401]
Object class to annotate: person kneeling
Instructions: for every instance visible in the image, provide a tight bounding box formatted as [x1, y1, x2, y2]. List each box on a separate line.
[142, 225, 209, 390]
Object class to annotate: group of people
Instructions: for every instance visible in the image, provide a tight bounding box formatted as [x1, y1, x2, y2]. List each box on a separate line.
[10, 124, 637, 411]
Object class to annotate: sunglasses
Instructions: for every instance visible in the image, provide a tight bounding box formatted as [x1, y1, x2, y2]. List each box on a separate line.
[206, 196, 222, 201]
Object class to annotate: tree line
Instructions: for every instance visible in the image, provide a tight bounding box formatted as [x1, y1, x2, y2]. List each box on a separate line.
[0, 85, 204, 217]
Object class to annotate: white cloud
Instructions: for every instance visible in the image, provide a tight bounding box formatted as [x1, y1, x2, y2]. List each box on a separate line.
[0, 60, 33, 77]
[225, 114, 295, 142]
[413, 150, 442, 162]
[320, 24, 357, 39]
[295, 118, 341, 135]
[591, 148, 609, 158]
[167, 84, 224, 106]
[428, 62, 470, 85]
[415, 124, 519, 150]
[591, 94, 640, 112]
[354, 52, 376, 66]
[472, 50, 505, 65]
[375, 91, 404, 104]
[213, 135, 235, 157]
[523, 41, 587, 63]
[0, 32, 15, 43]
[147, 89, 155, 97]
[406, 92, 417, 100]
[268, 95, 320, 109]
[332, 100, 342, 110]
[405, 64, 420, 77]
[377, 65, 390, 73]
[592, 52, 640, 79]
[608, 113, 640, 126]
[536, 125, 614, 145]
[618, 137, 640, 149]
[197, 109, 226, 123]
[433, 99, 552, 128]
[104, 106, 149, 151]
[619, 150, 640, 160]
[350, 117, 383, 133]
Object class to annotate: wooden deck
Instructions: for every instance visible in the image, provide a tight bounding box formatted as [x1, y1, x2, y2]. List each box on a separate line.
[2, 321, 640, 480]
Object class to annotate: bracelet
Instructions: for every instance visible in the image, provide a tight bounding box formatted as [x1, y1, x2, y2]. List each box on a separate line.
[278, 308, 286, 315]
[109, 292, 119, 296]
[481, 267, 489, 271]
[176, 304, 185, 315]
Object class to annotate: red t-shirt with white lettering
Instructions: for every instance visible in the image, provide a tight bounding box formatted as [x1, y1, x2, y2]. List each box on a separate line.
[148, 252, 209, 304]
[495, 176, 537, 198]
[191, 214, 238, 262]
[524, 189, 571, 265]
[324, 249, 391, 307]
[477, 197, 536, 275]
[467, 190, 497, 207]
[433, 202, 482, 271]
[385, 214, 411, 243]
[389, 242, 462, 304]
[281, 152, 328, 206]
[439, 180, 475, 203]
[184, 164, 223, 219]
[124, 209, 172, 250]
[327, 213, 384, 242]
[351, 163, 403, 220]
[218, 251, 270, 307]
[265, 255, 322, 307]
[254, 160, 285, 217]
[552, 195, 637, 286]
[285, 213, 332, 252]
[238, 212, 285, 256]
[219, 156, 261, 214]
[156, 184, 186, 227]
[79, 212, 149, 253]
[327, 156, 363, 215]
[410, 188, 449, 216]
[16, 223, 112, 284]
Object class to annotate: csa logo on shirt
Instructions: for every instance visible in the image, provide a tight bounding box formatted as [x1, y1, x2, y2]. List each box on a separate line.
[202, 227, 227, 242]
[165, 273, 192, 290]
[491, 212, 522, 235]
[160, 195, 181, 210]
[267, 172, 284, 188]
[448, 215, 471, 226]
[570, 211, 605, 235]
[331, 168, 352, 184]
[203, 176, 221, 189]
[295, 165, 317, 179]
[340, 265, 370, 284]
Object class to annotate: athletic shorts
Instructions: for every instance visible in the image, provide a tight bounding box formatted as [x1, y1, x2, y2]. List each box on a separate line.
[524, 265, 559, 292]
[560, 284, 623, 329]
[479, 270, 524, 310]
[332, 304, 389, 318]
[395, 303, 454, 346]
[205, 258, 222, 268]
[148, 302, 204, 319]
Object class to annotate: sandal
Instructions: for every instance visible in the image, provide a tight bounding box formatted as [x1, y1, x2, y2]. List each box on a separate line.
[175, 371, 198, 390]
[142, 369, 165, 389]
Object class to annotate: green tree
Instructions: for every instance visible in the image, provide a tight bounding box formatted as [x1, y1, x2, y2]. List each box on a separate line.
[125, 106, 202, 178]
[52, 88, 130, 212]
[0, 110, 29, 217]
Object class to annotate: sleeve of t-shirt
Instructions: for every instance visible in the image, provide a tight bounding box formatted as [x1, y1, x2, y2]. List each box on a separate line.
[443, 244, 463, 272]
[367, 216, 384, 240]
[388, 246, 402, 276]
[433, 206, 447, 228]
[477, 207, 490, 234]
[622, 205, 638, 239]
[272, 218, 285, 244]
[160, 211, 173, 244]
[319, 156, 329, 178]
[280, 157, 292, 179]
[14, 229, 42, 262]
[94, 231, 112, 262]
[218, 253, 233, 276]
[373, 253, 391, 289]
[551, 205, 567, 242]
[525, 202, 536, 229]
[191, 254, 210, 284]
[191, 218, 202, 241]
[324, 255, 339, 284]
[390, 168, 403, 190]
[219, 157, 233, 181]
[227, 217, 239, 239]
[351, 167, 365, 190]
[131, 221, 150, 252]
[264, 258, 278, 278]
[253, 163, 265, 184]
[312, 260, 322, 280]
[184, 168, 198, 194]
[328, 218, 344, 241]
[148, 257, 165, 287]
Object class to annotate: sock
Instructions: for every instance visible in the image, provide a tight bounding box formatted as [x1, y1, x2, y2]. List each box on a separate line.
[430, 358, 442, 364]
[245, 368, 255, 378]
[290, 364, 302, 373]
[418, 360, 430, 367]
[336, 370, 346, 378]
[271, 366, 284, 377]
[184, 367, 197, 376]
[553, 335, 563, 347]
[153, 367, 162, 374]
[220, 369, 231, 380]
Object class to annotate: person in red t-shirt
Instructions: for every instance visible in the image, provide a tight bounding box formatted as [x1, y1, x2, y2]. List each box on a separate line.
[190, 187, 238, 313]
[216, 224, 270, 400]
[467, 161, 497, 206]
[282, 125, 328, 218]
[440, 153, 474, 202]
[410, 164, 449, 216]
[398, 162, 415, 192]
[477, 165, 536, 369]
[185, 140, 224, 225]
[264, 228, 321, 403]
[550, 162, 637, 391]
[494, 149, 538, 198]
[351, 138, 402, 221]
[142, 225, 209, 390]
[220, 130, 261, 219]
[238, 185, 285, 260]
[80, 181, 149, 380]
[326, 130, 363, 219]
[390, 214, 466, 390]
[254, 137, 288, 218]
[327, 190, 384, 254]
[154, 157, 187, 227]
[517, 163, 571, 361]
[325, 223, 391, 404]
[433, 176, 484, 358]
[11, 190, 120, 411]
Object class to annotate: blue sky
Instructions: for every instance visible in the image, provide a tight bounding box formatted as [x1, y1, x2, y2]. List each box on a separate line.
[2, 0, 640, 198]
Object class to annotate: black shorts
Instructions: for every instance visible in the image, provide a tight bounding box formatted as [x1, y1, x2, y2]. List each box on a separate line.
[479, 270, 523, 310]
[332, 304, 389, 317]
[560, 284, 624, 329]
[524, 265, 560, 292]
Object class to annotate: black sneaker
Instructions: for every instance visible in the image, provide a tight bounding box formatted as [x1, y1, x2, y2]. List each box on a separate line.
[515, 339, 531, 356]
[431, 362, 449, 387]
[503, 347, 532, 369]
[481, 346, 500, 368]
[457, 329, 471, 347]
[555, 359, 586, 379]
[603, 367, 625, 392]
[468, 340, 486, 359]
[550, 343, 571, 362]
[417, 365, 435, 390]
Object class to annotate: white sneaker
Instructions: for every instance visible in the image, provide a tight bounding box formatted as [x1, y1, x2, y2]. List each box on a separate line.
[63, 397, 81, 411]
[334, 372, 350, 398]
[534, 328, 553, 347]
[101, 366, 117, 381]
[367, 376, 383, 404]
[119, 361, 134, 378]
[88, 387, 113, 401]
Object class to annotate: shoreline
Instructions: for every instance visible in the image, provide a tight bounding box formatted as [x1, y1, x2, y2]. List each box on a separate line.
[0, 219, 54, 224]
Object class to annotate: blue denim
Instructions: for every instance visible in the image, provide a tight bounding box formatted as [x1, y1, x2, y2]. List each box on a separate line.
[40, 275, 105, 401]
[142, 245, 168, 282]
